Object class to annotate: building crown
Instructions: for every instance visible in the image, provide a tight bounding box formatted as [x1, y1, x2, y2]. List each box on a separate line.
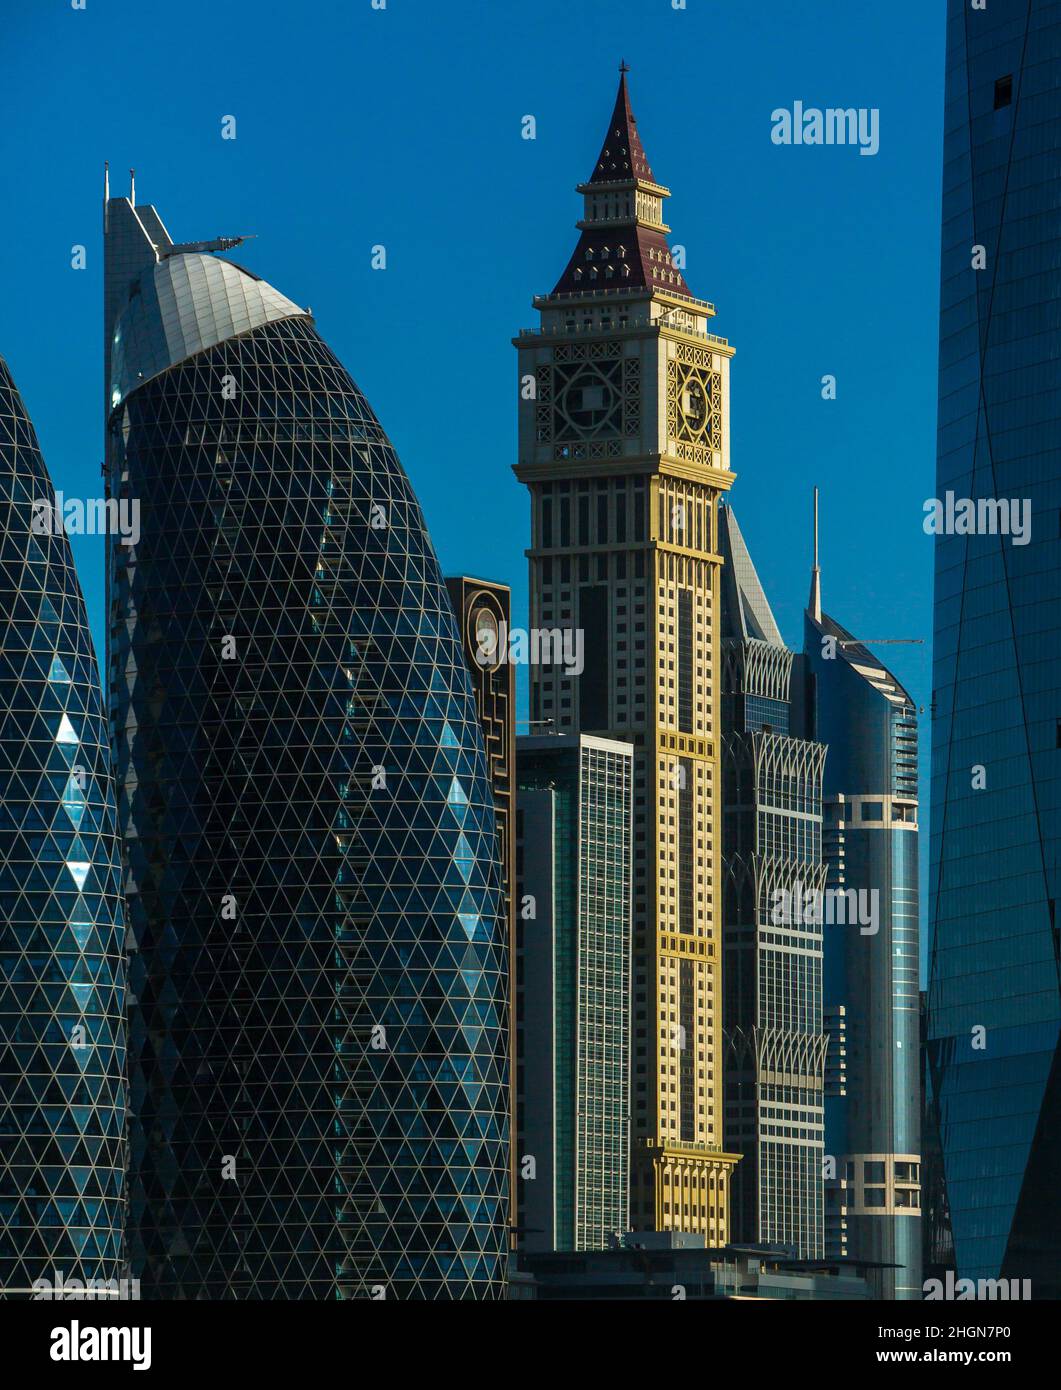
[585, 65, 658, 187]
[548, 67, 696, 304]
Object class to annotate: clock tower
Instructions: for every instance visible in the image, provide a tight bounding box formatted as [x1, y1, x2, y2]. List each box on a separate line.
[514, 68, 740, 1237]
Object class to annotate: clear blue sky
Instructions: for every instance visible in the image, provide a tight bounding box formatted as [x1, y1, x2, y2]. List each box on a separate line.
[1, 0, 945, 961]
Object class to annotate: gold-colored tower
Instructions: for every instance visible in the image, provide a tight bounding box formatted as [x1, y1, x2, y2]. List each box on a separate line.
[514, 68, 740, 1238]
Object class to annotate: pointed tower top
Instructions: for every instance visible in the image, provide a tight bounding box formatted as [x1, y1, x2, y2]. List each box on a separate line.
[808, 486, 822, 623]
[719, 505, 786, 648]
[547, 69, 703, 304]
[587, 66, 657, 187]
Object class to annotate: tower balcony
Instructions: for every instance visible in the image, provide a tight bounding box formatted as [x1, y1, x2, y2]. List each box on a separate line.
[532, 285, 717, 315]
[518, 313, 729, 349]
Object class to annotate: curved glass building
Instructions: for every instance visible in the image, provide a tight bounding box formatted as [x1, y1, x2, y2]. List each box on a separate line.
[927, 0, 1061, 1296]
[104, 190, 508, 1299]
[804, 566, 922, 1299]
[0, 357, 126, 1297]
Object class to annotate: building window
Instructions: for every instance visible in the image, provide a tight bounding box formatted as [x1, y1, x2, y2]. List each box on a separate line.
[994, 74, 1013, 109]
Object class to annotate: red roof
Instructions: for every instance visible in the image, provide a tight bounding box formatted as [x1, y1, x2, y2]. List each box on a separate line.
[551, 225, 692, 299]
[549, 71, 694, 301]
[588, 70, 657, 185]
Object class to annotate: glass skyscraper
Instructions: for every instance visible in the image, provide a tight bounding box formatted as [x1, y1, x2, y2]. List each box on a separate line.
[515, 734, 633, 1252]
[805, 544, 922, 1300]
[927, 0, 1061, 1296]
[719, 505, 827, 1259]
[104, 187, 509, 1299]
[0, 357, 126, 1298]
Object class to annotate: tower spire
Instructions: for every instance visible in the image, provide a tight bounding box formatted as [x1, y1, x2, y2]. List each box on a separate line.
[809, 486, 822, 622]
[548, 68, 700, 303]
[588, 65, 656, 186]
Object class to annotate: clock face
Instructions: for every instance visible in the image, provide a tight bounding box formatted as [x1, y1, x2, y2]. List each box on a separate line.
[683, 381, 707, 431]
[471, 605, 501, 669]
[559, 368, 620, 432]
[670, 359, 719, 454]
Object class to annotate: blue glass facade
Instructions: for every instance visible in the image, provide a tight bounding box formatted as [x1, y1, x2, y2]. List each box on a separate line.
[927, 0, 1061, 1296]
[516, 735, 633, 1252]
[805, 611, 922, 1299]
[105, 197, 509, 1298]
[0, 357, 126, 1297]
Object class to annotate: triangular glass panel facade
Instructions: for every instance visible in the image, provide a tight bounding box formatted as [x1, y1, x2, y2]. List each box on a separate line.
[108, 299, 508, 1300]
[0, 356, 126, 1298]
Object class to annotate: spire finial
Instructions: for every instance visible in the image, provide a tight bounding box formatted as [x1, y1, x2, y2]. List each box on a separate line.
[809, 486, 822, 622]
[619, 59, 630, 74]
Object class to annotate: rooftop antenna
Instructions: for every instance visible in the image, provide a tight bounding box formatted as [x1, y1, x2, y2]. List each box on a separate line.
[129, 168, 136, 205]
[103, 161, 110, 233]
[809, 486, 822, 622]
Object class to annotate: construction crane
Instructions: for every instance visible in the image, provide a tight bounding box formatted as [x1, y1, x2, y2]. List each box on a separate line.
[838, 638, 924, 648]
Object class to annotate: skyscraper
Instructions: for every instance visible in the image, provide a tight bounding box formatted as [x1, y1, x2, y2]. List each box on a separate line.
[719, 505, 827, 1258]
[444, 575, 517, 1245]
[927, 0, 1061, 1297]
[804, 508, 922, 1299]
[514, 68, 739, 1239]
[104, 184, 509, 1298]
[0, 357, 126, 1298]
[516, 734, 633, 1251]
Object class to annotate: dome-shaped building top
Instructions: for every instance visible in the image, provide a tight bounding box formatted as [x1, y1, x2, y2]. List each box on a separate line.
[104, 188, 509, 1300]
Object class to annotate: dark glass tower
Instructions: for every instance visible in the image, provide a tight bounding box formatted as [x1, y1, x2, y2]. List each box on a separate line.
[0, 357, 126, 1297]
[719, 506, 827, 1259]
[104, 188, 509, 1299]
[804, 531, 922, 1299]
[515, 734, 633, 1252]
[444, 575, 518, 1246]
[927, 0, 1061, 1296]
